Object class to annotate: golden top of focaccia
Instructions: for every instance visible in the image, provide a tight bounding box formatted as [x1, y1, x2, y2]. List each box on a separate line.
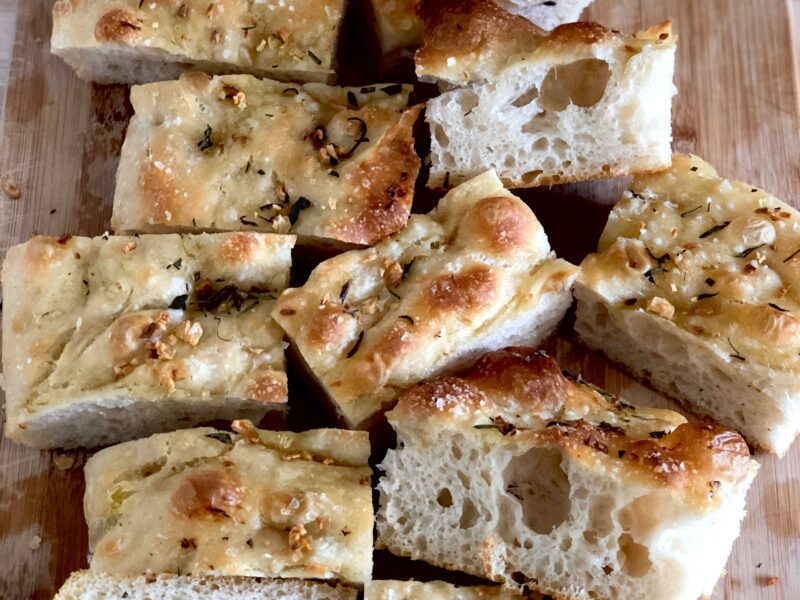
[52, 0, 345, 81]
[580, 154, 800, 372]
[389, 347, 757, 504]
[84, 424, 373, 582]
[112, 73, 421, 246]
[2, 233, 293, 425]
[272, 171, 579, 428]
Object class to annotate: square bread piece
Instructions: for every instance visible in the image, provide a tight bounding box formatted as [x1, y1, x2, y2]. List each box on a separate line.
[575, 154, 800, 455]
[272, 170, 579, 429]
[111, 73, 422, 247]
[51, 0, 346, 84]
[417, 0, 676, 189]
[377, 348, 759, 600]
[367, 0, 594, 61]
[55, 571, 357, 600]
[83, 424, 373, 583]
[366, 580, 524, 600]
[2, 232, 293, 449]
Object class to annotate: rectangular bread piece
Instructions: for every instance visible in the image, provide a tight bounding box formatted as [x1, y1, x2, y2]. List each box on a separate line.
[366, 580, 524, 600]
[377, 348, 759, 600]
[272, 170, 579, 429]
[417, 0, 676, 188]
[51, 0, 346, 84]
[2, 232, 294, 449]
[83, 424, 373, 583]
[575, 154, 800, 455]
[111, 73, 422, 247]
[367, 0, 594, 60]
[55, 571, 357, 600]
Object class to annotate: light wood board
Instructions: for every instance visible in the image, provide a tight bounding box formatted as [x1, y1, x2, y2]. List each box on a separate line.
[0, 1, 799, 598]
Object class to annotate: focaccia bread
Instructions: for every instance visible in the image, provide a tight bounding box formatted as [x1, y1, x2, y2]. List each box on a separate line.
[83, 424, 373, 583]
[272, 170, 579, 429]
[55, 571, 357, 600]
[111, 73, 422, 247]
[366, 581, 525, 600]
[367, 0, 593, 61]
[51, 0, 346, 84]
[418, 0, 676, 188]
[575, 154, 800, 455]
[2, 233, 293, 449]
[377, 348, 759, 600]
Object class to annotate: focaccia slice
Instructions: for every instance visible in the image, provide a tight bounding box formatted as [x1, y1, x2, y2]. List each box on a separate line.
[111, 73, 422, 247]
[575, 154, 800, 455]
[272, 170, 579, 429]
[2, 233, 294, 449]
[366, 581, 524, 600]
[377, 348, 758, 600]
[51, 0, 346, 84]
[55, 571, 357, 600]
[367, 0, 594, 63]
[83, 424, 373, 583]
[418, 0, 676, 189]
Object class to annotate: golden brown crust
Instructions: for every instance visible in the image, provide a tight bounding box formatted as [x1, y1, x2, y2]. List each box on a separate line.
[423, 266, 497, 312]
[113, 75, 420, 245]
[94, 9, 142, 43]
[390, 347, 755, 496]
[416, 0, 544, 81]
[333, 104, 423, 245]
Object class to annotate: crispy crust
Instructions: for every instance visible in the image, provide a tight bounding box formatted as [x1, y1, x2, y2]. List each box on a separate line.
[52, 0, 346, 83]
[390, 347, 756, 499]
[112, 74, 421, 246]
[272, 170, 579, 428]
[84, 426, 373, 582]
[2, 233, 294, 447]
[416, 0, 545, 82]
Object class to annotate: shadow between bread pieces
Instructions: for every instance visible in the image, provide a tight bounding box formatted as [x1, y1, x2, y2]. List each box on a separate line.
[0, 0, 794, 599]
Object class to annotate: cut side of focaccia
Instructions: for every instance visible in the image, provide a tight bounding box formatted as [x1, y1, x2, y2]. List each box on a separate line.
[83, 424, 373, 583]
[111, 73, 422, 247]
[2, 233, 293, 449]
[575, 154, 800, 455]
[377, 348, 758, 600]
[51, 0, 346, 84]
[272, 171, 579, 429]
[366, 580, 525, 600]
[418, 0, 676, 189]
[367, 0, 594, 63]
[55, 571, 357, 600]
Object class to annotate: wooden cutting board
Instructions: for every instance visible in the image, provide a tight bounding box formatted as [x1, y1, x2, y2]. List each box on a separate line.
[0, 1, 798, 598]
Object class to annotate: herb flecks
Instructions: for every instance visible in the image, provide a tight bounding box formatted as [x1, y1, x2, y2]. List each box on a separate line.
[769, 303, 789, 313]
[169, 294, 189, 310]
[346, 331, 364, 358]
[699, 221, 730, 238]
[288, 197, 312, 225]
[680, 205, 702, 218]
[197, 125, 214, 151]
[727, 338, 746, 362]
[735, 244, 765, 258]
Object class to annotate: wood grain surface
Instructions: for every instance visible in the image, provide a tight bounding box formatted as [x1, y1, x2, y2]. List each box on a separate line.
[0, 1, 799, 599]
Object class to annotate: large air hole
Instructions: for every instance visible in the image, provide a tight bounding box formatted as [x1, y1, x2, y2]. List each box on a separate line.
[539, 59, 612, 111]
[512, 86, 539, 107]
[459, 498, 480, 529]
[457, 90, 480, 114]
[618, 533, 653, 577]
[503, 447, 570, 534]
[436, 488, 453, 507]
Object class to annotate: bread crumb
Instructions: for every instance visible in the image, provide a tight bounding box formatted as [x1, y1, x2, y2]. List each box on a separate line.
[2, 178, 21, 200]
[53, 453, 75, 471]
[766, 576, 779, 586]
[28, 535, 42, 550]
